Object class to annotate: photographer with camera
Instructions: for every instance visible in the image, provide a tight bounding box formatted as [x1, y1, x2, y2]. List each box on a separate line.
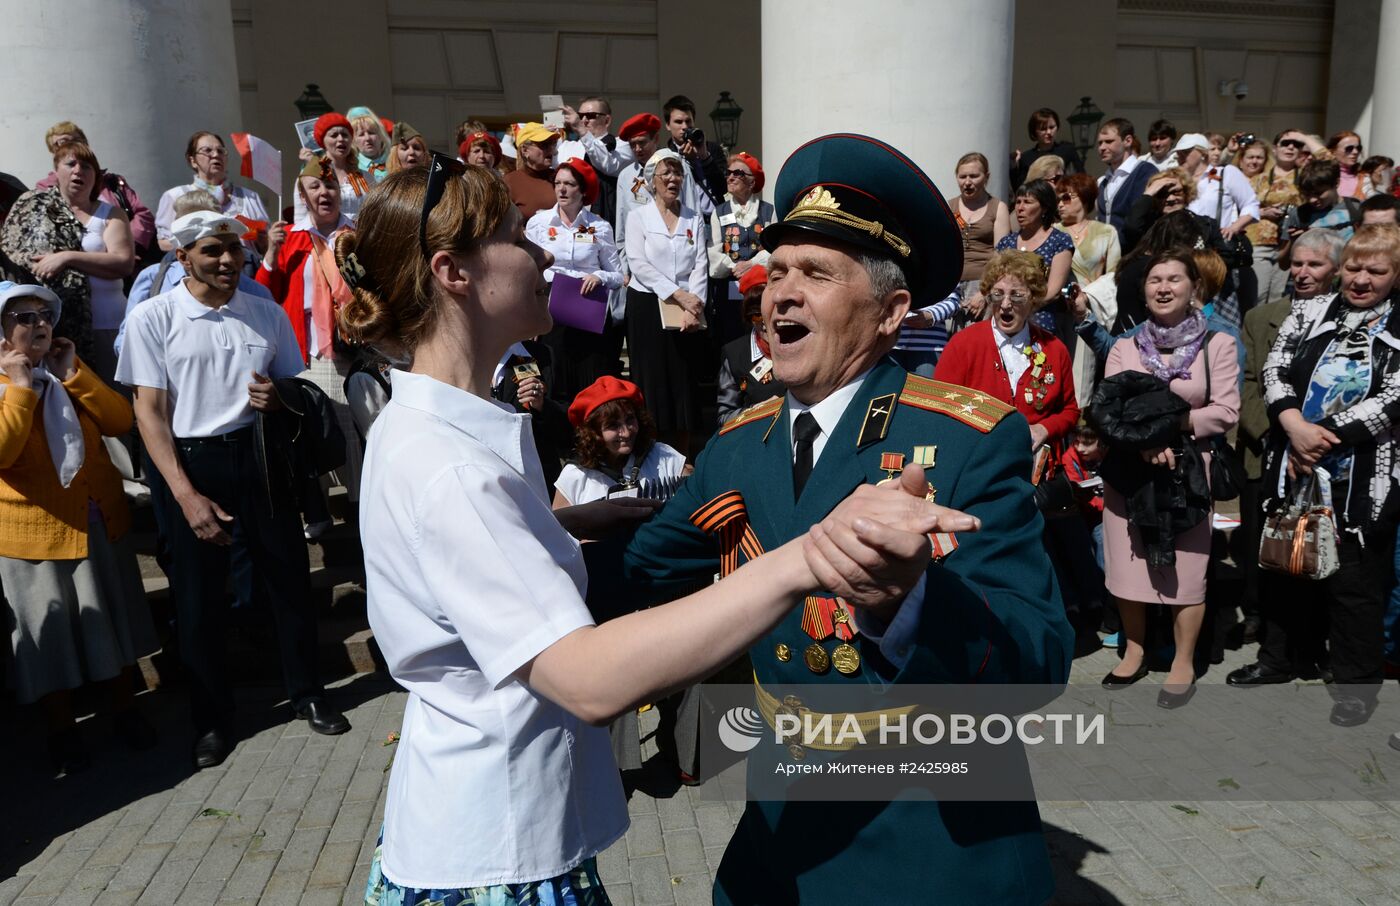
[662, 95, 726, 211]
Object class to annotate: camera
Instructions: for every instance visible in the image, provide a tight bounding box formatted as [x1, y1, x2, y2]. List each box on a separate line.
[1237, 132, 1256, 146]
[682, 127, 705, 147]
[1233, 81, 1250, 101]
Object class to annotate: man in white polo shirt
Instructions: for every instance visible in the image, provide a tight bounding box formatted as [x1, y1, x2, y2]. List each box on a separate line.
[116, 211, 350, 769]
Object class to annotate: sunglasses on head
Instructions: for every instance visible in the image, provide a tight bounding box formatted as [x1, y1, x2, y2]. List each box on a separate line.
[4, 308, 56, 327]
[420, 153, 468, 257]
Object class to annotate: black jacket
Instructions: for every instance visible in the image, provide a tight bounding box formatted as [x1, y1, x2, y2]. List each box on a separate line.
[1090, 371, 1210, 567]
[254, 377, 347, 519]
[491, 340, 573, 494]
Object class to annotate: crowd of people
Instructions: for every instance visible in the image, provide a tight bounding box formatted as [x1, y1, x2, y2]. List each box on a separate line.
[1, 94, 1399, 902]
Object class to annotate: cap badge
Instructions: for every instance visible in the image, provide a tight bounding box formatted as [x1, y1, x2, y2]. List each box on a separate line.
[785, 186, 912, 259]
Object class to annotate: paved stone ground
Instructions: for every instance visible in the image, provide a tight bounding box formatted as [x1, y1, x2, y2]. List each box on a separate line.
[4, 639, 1400, 905]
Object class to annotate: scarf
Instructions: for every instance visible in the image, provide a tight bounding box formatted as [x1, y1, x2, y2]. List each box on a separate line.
[0, 364, 84, 488]
[1135, 310, 1208, 382]
[303, 226, 353, 359]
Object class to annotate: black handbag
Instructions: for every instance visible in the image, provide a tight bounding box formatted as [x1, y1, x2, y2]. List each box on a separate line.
[1202, 333, 1245, 501]
[1212, 171, 1254, 269]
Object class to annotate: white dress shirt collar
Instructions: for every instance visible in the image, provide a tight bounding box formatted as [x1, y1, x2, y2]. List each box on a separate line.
[994, 323, 1033, 391]
[389, 370, 531, 481]
[786, 368, 871, 465]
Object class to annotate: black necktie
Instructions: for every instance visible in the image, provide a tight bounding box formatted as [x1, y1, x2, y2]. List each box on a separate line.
[792, 412, 821, 500]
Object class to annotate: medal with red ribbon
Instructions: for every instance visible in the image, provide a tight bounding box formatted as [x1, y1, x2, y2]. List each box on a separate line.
[801, 596, 856, 641]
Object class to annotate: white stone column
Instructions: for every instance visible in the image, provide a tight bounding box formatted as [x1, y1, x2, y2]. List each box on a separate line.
[1369, 0, 1400, 156]
[761, 0, 1015, 200]
[0, 0, 243, 207]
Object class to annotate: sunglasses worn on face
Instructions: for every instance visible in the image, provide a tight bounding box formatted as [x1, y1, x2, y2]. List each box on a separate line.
[1057, 193, 1073, 203]
[1278, 139, 1306, 150]
[1343, 144, 1362, 153]
[420, 153, 468, 257]
[579, 112, 604, 120]
[5, 309, 56, 327]
[725, 169, 752, 179]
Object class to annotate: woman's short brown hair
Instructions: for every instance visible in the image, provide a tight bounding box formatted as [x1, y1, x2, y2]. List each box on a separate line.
[1057, 172, 1098, 211]
[1341, 223, 1400, 271]
[1191, 249, 1227, 301]
[51, 141, 103, 202]
[335, 164, 514, 355]
[574, 399, 657, 471]
[979, 249, 1047, 301]
[955, 152, 989, 176]
[1143, 248, 1201, 297]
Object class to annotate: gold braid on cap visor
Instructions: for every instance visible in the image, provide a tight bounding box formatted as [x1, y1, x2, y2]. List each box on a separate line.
[782, 186, 912, 258]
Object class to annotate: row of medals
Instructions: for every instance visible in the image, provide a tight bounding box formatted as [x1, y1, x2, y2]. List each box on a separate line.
[775, 610, 861, 675]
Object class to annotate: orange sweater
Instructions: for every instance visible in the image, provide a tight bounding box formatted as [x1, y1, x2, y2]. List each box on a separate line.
[0, 361, 133, 560]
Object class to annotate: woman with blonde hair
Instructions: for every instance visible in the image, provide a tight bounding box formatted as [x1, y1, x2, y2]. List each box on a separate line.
[334, 160, 945, 903]
[347, 106, 392, 179]
[384, 122, 428, 175]
[1025, 154, 1065, 186]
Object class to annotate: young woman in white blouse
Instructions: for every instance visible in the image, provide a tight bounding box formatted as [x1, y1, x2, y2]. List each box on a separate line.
[527, 158, 625, 403]
[624, 149, 708, 455]
[335, 161, 949, 904]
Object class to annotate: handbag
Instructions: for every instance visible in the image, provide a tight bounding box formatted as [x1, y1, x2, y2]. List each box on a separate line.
[1212, 170, 1253, 269]
[1201, 334, 1245, 501]
[1259, 474, 1340, 580]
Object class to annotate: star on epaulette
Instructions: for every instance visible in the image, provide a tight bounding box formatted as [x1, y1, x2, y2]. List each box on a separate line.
[898, 374, 1015, 434]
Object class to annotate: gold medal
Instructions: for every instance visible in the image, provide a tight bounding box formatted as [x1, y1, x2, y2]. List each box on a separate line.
[788, 743, 806, 761]
[775, 642, 792, 663]
[804, 642, 830, 674]
[831, 643, 861, 675]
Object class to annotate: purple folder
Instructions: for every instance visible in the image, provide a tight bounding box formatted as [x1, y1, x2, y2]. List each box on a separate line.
[548, 274, 608, 334]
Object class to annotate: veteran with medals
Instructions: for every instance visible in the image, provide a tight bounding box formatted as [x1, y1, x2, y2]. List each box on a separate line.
[610, 134, 1075, 904]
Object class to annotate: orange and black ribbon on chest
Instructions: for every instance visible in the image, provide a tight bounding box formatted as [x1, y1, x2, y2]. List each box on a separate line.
[690, 491, 766, 578]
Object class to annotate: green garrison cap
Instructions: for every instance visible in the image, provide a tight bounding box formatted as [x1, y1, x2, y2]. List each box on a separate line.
[759, 133, 963, 300]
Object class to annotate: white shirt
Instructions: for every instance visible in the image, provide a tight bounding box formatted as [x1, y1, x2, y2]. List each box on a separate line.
[525, 205, 625, 289]
[115, 282, 304, 437]
[623, 203, 708, 300]
[155, 181, 269, 247]
[614, 160, 712, 276]
[556, 132, 634, 178]
[995, 324, 1033, 391]
[361, 370, 627, 888]
[1099, 154, 1143, 210]
[1148, 150, 1178, 170]
[1188, 164, 1261, 226]
[554, 442, 688, 505]
[784, 368, 922, 668]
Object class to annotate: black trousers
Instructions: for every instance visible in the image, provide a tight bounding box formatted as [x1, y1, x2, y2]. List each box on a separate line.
[163, 428, 321, 730]
[1257, 525, 1395, 687]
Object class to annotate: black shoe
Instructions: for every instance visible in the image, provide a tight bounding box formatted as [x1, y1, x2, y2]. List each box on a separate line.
[295, 698, 350, 736]
[113, 708, 159, 751]
[1158, 682, 1197, 709]
[1241, 616, 1261, 644]
[1102, 665, 1150, 688]
[1226, 663, 1293, 687]
[192, 728, 230, 770]
[1330, 696, 1377, 727]
[47, 727, 90, 777]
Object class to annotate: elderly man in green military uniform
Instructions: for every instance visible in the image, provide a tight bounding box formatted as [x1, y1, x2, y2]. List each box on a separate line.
[612, 133, 1074, 904]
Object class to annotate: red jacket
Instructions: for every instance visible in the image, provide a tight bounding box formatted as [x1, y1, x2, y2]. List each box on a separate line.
[1060, 446, 1104, 520]
[255, 221, 352, 364]
[934, 321, 1080, 455]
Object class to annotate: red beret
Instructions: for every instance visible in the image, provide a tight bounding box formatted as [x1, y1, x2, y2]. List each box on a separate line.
[733, 151, 765, 192]
[738, 264, 768, 296]
[569, 376, 645, 428]
[618, 113, 662, 142]
[379, 117, 395, 137]
[313, 113, 352, 149]
[459, 132, 502, 167]
[560, 158, 600, 205]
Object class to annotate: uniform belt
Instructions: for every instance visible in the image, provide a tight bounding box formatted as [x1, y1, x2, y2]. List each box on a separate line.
[176, 426, 254, 445]
[753, 676, 919, 752]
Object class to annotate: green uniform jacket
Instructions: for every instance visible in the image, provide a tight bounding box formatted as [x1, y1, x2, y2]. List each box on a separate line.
[618, 358, 1074, 905]
[1240, 298, 1291, 479]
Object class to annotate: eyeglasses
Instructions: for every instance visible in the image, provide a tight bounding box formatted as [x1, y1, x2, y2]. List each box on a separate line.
[1278, 139, 1306, 150]
[986, 291, 1031, 305]
[579, 112, 605, 120]
[4, 308, 57, 327]
[195, 147, 226, 157]
[420, 153, 468, 257]
[725, 169, 753, 179]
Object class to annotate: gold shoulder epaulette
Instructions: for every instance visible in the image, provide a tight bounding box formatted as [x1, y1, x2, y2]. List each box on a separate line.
[898, 375, 1013, 434]
[719, 396, 784, 435]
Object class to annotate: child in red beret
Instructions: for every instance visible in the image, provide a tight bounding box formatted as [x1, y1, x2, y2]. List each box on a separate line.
[551, 376, 688, 507]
